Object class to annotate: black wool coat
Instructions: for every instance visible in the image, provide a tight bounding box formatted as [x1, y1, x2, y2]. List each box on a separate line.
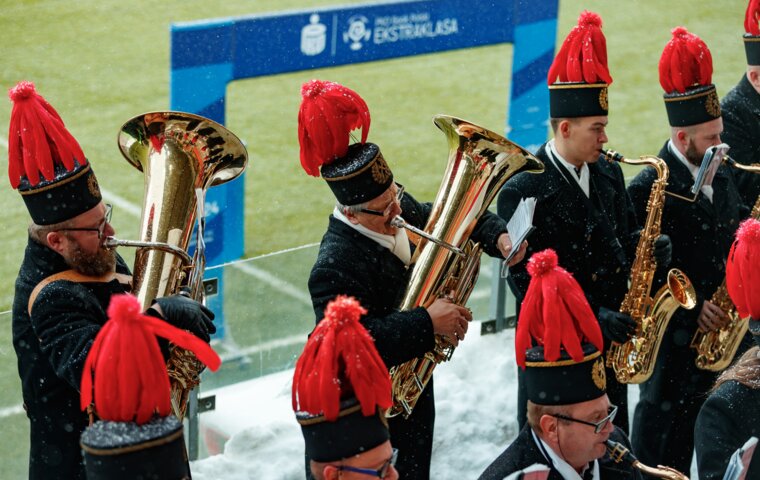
[695, 379, 760, 480]
[721, 74, 760, 208]
[627, 141, 748, 473]
[497, 144, 640, 318]
[478, 424, 643, 480]
[12, 237, 131, 480]
[308, 190, 507, 480]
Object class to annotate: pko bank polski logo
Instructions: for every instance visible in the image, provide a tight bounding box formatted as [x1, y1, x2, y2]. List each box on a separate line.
[343, 15, 371, 51]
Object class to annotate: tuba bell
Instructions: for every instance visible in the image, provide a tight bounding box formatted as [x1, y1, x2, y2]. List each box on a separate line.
[386, 115, 544, 418]
[106, 111, 248, 419]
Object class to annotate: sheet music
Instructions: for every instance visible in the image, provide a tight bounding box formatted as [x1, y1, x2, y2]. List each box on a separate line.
[501, 197, 537, 277]
[723, 436, 758, 480]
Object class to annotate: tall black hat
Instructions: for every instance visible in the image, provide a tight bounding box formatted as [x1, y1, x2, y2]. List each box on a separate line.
[726, 218, 760, 349]
[516, 249, 607, 405]
[744, 0, 760, 65]
[7, 81, 102, 225]
[292, 295, 392, 462]
[659, 27, 722, 127]
[79, 294, 221, 479]
[547, 11, 612, 119]
[298, 80, 394, 206]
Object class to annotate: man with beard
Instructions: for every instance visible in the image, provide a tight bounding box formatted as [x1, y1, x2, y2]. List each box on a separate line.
[627, 28, 749, 474]
[7, 81, 215, 480]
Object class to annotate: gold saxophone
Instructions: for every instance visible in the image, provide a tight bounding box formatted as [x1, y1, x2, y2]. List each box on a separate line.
[106, 111, 248, 419]
[691, 157, 760, 370]
[386, 115, 544, 418]
[606, 440, 690, 479]
[603, 150, 697, 384]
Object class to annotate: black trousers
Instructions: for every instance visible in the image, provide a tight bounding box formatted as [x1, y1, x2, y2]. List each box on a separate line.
[631, 323, 717, 476]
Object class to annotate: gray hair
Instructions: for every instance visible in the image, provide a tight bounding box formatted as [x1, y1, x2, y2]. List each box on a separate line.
[28, 218, 75, 245]
[336, 200, 369, 216]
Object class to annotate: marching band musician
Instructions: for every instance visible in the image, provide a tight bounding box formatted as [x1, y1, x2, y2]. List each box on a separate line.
[695, 218, 760, 480]
[298, 79, 526, 480]
[720, 0, 760, 208]
[627, 28, 749, 474]
[497, 11, 667, 434]
[6, 82, 214, 480]
[479, 249, 642, 480]
[293, 295, 399, 480]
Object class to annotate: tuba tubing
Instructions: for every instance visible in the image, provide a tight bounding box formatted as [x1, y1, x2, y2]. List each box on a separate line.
[114, 111, 248, 419]
[386, 115, 544, 418]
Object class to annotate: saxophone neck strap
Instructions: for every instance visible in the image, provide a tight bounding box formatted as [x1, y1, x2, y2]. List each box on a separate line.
[28, 269, 132, 316]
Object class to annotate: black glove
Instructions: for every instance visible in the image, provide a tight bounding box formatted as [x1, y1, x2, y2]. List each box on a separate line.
[653, 234, 672, 269]
[598, 306, 636, 344]
[154, 294, 216, 342]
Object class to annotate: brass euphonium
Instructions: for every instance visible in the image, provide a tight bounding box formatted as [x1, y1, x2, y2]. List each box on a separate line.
[386, 115, 544, 418]
[606, 440, 689, 479]
[106, 111, 248, 419]
[691, 154, 760, 371]
[602, 150, 697, 384]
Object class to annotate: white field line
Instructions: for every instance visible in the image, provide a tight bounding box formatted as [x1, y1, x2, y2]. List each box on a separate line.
[218, 333, 306, 361]
[230, 262, 312, 307]
[0, 404, 24, 419]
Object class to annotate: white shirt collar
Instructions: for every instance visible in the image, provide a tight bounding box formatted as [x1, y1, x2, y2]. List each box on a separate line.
[667, 139, 713, 202]
[531, 429, 600, 480]
[548, 139, 590, 198]
[333, 206, 412, 265]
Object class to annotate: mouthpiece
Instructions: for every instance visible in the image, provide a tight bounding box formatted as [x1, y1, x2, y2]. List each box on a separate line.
[606, 439, 689, 479]
[600, 149, 625, 163]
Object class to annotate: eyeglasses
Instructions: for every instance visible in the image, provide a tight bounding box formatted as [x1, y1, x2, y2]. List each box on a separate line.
[337, 448, 398, 478]
[552, 405, 618, 434]
[359, 185, 404, 217]
[59, 204, 112, 240]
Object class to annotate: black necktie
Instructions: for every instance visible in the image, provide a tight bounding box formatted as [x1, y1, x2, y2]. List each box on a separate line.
[574, 166, 582, 179]
[582, 463, 594, 480]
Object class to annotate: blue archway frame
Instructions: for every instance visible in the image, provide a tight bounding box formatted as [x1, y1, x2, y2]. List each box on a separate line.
[170, 0, 559, 266]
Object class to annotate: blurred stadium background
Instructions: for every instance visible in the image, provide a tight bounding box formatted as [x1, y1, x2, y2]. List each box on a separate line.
[0, 0, 747, 476]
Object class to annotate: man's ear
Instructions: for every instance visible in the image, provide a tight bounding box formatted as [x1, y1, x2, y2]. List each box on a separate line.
[675, 128, 689, 150]
[748, 68, 760, 92]
[46, 231, 67, 255]
[344, 208, 360, 225]
[323, 464, 339, 480]
[559, 119, 572, 139]
[539, 414, 560, 443]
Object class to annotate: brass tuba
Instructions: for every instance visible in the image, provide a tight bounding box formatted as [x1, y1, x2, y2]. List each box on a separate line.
[691, 155, 760, 371]
[602, 150, 697, 384]
[106, 111, 248, 419]
[386, 115, 544, 418]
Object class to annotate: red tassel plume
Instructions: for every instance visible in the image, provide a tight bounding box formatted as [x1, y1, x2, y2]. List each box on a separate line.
[746, 0, 760, 35]
[547, 11, 613, 85]
[297, 80, 371, 177]
[658, 27, 714, 94]
[726, 218, 760, 319]
[515, 249, 604, 368]
[292, 295, 391, 421]
[80, 294, 221, 424]
[7, 81, 86, 189]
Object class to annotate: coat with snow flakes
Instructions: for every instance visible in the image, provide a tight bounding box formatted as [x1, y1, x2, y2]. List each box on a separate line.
[695, 379, 760, 480]
[497, 144, 640, 320]
[627, 141, 749, 474]
[308, 188, 508, 480]
[478, 424, 643, 480]
[720, 74, 760, 209]
[12, 237, 131, 480]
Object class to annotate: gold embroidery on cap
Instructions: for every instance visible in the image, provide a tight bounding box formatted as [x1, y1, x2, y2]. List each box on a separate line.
[705, 89, 721, 118]
[371, 154, 392, 185]
[592, 358, 606, 391]
[87, 173, 101, 199]
[599, 87, 609, 111]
